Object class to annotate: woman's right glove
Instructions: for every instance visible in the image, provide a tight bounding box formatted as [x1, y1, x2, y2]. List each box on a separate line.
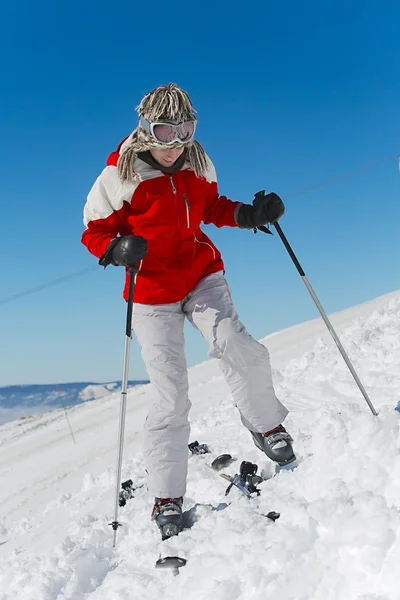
[99, 235, 148, 268]
[235, 191, 285, 229]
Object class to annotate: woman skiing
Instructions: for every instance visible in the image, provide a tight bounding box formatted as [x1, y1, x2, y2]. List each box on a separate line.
[81, 83, 296, 539]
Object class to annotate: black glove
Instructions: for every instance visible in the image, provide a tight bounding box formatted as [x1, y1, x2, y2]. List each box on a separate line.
[236, 191, 285, 229]
[99, 235, 148, 269]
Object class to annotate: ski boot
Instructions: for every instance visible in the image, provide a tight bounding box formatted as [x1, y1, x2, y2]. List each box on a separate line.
[251, 424, 296, 467]
[151, 497, 183, 540]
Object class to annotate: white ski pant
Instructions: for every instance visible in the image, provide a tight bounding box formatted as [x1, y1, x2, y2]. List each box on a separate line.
[131, 271, 288, 499]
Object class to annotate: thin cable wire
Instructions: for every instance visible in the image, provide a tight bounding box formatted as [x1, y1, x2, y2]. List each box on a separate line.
[286, 152, 399, 199]
[0, 267, 98, 306]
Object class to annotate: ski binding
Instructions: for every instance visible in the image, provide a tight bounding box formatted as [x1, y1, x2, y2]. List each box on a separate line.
[188, 440, 210, 455]
[221, 460, 263, 497]
[119, 479, 136, 507]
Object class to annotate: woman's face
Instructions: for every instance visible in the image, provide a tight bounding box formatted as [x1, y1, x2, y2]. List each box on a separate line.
[150, 146, 185, 168]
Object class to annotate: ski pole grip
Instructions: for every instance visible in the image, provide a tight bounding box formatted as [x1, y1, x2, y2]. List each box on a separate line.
[253, 190, 265, 204]
[252, 191, 273, 235]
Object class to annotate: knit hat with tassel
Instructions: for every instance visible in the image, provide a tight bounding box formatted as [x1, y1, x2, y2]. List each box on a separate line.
[118, 83, 208, 182]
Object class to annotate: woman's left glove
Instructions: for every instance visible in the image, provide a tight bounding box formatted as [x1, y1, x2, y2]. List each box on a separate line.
[235, 191, 285, 229]
[99, 235, 148, 268]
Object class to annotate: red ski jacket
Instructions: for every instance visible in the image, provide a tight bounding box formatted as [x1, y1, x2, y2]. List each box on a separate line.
[81, 136, 241, 304]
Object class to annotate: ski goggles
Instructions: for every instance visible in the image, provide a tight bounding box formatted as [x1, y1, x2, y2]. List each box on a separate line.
[139, 116, 196, 145]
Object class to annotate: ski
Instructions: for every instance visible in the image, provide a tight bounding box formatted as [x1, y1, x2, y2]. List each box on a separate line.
[155, 555, 187, 575]
[116, 479, 187, 573]
[155, 458, 282, 571]
[211, 453, 235, 470]
[123, 444, 287, 571]
[219, 460, 281, 522]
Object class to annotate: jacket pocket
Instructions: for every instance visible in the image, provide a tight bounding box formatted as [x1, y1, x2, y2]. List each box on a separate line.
[193, 233, 216, 260]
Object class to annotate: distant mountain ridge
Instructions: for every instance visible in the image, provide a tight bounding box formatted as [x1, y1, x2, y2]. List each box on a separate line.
[0, 380, 149, 425]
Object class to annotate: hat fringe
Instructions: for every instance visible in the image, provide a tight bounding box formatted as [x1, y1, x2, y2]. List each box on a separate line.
[118, 131, 208, 182]
[137, 83, 196, 123]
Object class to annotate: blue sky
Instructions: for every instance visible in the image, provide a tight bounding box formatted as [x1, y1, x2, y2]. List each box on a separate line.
[0, 0, 399, 386]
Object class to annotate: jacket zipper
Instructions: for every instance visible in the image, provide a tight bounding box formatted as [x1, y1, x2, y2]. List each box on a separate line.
[170, 176, 181, 230]
[169, 175, 193, 295]
[169, 176, 177, 195]
[194, 234, 216, 259]
[183, 194, 190, 228]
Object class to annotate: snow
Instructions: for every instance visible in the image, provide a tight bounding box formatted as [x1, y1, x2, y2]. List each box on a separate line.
[78, 384, 117, 401]
[0, 381, 148, 425]
[1, 290, 400, 599]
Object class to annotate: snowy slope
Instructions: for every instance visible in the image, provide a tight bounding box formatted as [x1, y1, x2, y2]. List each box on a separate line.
[1, 290, 400, 599]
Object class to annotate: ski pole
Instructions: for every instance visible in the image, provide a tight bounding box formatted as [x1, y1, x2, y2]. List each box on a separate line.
[275, 221, 378, 416]
[254, 193, 378, 416]
[109, 268, 136, 546]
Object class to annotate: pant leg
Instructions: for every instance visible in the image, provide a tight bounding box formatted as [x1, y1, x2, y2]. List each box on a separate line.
[132, 302, 190, 499]
[183, 272, 288, 432]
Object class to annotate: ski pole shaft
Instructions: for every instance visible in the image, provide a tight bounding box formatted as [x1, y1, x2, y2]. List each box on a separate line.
[110, 268, 136, 546]
[273, 222, 378, 417]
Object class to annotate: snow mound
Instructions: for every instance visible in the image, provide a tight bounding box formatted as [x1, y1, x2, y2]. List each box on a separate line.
[78, 384, 115, 401]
